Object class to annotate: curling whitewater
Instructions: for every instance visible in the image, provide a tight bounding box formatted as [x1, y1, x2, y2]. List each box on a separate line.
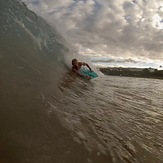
[0, 0, 163, 163]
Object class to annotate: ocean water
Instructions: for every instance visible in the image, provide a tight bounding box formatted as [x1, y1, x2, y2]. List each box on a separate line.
[0, 0, 163, 163]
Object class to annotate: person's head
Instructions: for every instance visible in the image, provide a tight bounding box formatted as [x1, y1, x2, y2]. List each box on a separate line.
[72, 58, 78, 66]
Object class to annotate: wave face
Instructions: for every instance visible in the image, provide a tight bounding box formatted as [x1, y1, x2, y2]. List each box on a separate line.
[1, 1, 163, 163]
[0, 0, 68, 72]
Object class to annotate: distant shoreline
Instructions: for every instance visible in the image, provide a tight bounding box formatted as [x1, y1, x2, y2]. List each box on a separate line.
[99, 67, 163, 80]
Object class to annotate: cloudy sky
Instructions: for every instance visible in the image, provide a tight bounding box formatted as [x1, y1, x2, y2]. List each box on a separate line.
[23, 0, 163, 68]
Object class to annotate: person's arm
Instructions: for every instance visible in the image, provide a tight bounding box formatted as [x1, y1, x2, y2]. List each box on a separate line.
[81, 62, 92, 71]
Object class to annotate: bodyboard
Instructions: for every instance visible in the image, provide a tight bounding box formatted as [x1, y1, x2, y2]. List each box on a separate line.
[80, 70, 98, 79]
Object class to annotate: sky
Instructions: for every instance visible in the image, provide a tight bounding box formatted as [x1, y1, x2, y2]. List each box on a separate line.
[23, 0, 163, 68]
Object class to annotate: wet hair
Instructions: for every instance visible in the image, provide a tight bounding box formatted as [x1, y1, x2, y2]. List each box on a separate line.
[72, 58, 77, 65]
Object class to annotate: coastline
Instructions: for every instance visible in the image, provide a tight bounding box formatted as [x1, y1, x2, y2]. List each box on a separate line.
[99, 67, 163, 80]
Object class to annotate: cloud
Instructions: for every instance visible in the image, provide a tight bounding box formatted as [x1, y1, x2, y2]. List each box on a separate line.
[23, 0, 163, 66]
[91, 57, 138, 63]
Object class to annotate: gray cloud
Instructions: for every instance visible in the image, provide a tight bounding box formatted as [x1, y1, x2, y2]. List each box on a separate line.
[23, 0, 163, 64]
[91, 57, 138, 63]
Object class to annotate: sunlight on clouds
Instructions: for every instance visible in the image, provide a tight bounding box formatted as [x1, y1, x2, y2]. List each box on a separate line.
[152, 14, 163, 29]
[23, 0, 163, 68]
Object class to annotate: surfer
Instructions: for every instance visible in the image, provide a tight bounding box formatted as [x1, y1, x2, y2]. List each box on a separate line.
[72, 58, 92, 79]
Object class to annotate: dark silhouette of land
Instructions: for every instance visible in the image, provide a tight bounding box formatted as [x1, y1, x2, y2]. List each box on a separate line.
[100, 67, 163, 80]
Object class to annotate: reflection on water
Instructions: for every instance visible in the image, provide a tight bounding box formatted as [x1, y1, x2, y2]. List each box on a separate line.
[48, 76, 163, 163]
[0, 74, 163, 163]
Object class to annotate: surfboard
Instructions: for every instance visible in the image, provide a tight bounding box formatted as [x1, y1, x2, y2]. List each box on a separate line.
[80, 70, 98, 79]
